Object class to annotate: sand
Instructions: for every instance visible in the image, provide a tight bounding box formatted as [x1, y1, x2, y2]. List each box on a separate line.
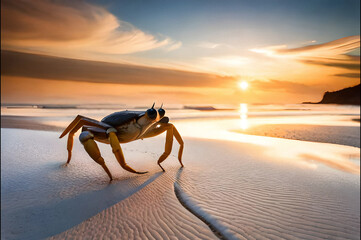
[235, 124, 360, 148]
[1, 129, 216, 240]
[1, 116, 64, 132]
[1, 127, 360, 240]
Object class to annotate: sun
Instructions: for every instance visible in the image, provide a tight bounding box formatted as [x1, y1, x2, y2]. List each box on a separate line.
[238, 81, 249, 90]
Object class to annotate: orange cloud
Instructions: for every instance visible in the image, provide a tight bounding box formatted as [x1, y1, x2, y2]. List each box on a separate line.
[334, 73, 360, 78]
[1, 76, 235, 105]
[251, 36, 360, 57]
[1, 0, 180, 55]
[250, 36, 360, 70]
[2, 50, 235, 87]
[302, 55, 360, 70]
[251, 79, 323, 94]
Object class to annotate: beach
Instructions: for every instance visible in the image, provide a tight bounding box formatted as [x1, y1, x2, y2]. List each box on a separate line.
[1, 104, 360, 239]
[2, 0, 360, 238]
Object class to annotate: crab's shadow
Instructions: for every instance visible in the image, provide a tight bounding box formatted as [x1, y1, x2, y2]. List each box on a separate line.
[5, 171, 163, 240]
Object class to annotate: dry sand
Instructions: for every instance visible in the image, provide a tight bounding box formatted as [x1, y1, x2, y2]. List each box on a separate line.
[1, 127, 360, 239]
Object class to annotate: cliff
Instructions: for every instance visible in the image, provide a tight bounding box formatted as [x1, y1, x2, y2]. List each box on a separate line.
[304, 84, 360, 105]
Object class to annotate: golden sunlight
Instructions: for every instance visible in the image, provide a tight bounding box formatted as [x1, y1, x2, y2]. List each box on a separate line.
[239, 103, 248, 130]
[238, 81, 249, 90]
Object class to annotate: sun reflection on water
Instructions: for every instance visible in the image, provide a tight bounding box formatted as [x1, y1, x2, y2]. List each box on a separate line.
[239, 103, 248, 130]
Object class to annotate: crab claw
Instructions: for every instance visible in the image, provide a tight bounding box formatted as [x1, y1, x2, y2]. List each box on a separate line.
[134, 171, 149, 174]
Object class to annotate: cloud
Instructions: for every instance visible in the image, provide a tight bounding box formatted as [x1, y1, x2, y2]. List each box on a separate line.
[250, 36, 360, 70]
[142, 90, 205, 97]
[202, 56, 249, 66]
[302, 57, 360, 70]
[334, 72, 360, 78]
[165, 41, 182, 52]
[1, 50, 234, 87]
[1, 0, 180, 55]
[198, 42, 221, 49]
[251, 36, 360, 57]
[251, 79, 322, 94]
[195, 55, 250, 75]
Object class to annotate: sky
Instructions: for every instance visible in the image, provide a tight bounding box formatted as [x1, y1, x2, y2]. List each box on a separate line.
[1, 0, 360, 105]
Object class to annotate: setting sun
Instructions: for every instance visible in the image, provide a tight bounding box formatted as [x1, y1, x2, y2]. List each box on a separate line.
[238, 81, 249, 90]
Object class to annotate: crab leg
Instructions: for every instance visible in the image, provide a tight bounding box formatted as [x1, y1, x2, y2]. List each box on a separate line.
[59, 115, 110, 138]
[65, 121, 86, 164]
[157, 124, 174, 171]
[60, 116, 110, 163]
[59, 115, 83, 139]
[142, 123, 184, 170]
[108, 131, 148, 174]
[172, 126, 184, 167]
[79, 131, 113, 181]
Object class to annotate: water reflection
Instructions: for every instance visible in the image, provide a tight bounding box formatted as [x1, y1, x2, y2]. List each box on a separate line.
[239, 103, 248, 130]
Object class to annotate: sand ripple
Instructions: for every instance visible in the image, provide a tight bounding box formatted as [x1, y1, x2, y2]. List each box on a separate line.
[2, 129, 359, 239]
[50, 167, 217, 240]
[174, 139, 360, 240]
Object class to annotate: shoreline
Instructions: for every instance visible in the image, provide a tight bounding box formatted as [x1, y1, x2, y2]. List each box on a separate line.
[2, 115, 359, 148]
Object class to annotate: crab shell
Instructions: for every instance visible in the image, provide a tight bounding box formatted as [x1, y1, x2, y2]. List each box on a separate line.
[82, 110, 169, 144]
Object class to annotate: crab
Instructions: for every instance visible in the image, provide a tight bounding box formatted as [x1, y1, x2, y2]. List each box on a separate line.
[59, 104, 184, 181]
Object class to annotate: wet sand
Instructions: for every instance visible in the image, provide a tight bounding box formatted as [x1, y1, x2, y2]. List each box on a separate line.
[234, 124, 360, 148]
[1, 116, 64, 132]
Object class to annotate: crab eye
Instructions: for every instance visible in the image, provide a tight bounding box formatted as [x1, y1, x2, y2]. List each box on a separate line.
[146, 108, 157, 120]
[158, 108, 165, 118]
